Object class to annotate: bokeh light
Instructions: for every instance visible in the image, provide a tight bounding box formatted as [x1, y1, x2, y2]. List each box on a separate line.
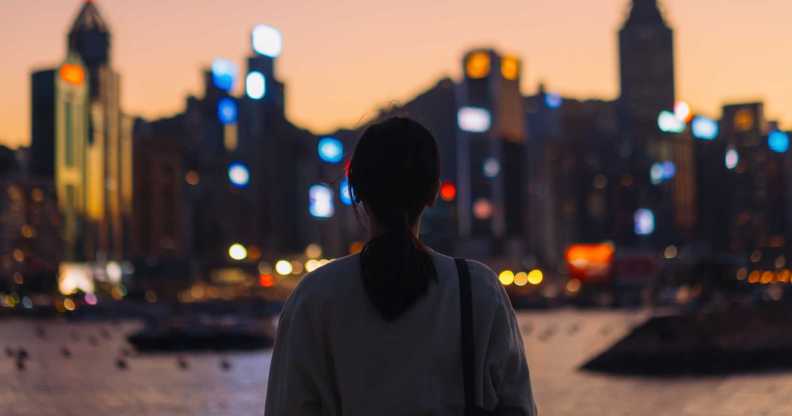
[227, 162, 250, 188]
[245, 71, 266, 99]
[217, 98, 238, 124]
[457, 107, 491, 133]
[317, 137, 344, 164]
[768, 130, 790, 153]
[252, 24, 283, 58]
[228, 243, 248, 261]
[309, 184, 334, 218]
[211, 58, 237, 92]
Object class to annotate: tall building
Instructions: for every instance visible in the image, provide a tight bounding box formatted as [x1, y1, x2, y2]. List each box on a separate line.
[618, 0, 675, 133]
[456, 48, 526, 258]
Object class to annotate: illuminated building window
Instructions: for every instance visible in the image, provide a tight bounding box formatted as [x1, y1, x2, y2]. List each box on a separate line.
[457, 107, 491, 133]
[465, 51, 490, 79]
[252, 25, 283, 58]
[217, 98, 238, 124]
[725, 147, 739, 170]
[650, 161, 675, 185]
[483, 158, 500, 178]
[227, 162, 250, 188]
[545, 93, 562, 109]
[317, 137, 344, 164]
[500, 56, 519, 80]
[211, 59, 237, 92]
[691, 116, 719, 141]
[309, 184, 334, 218]
[59, 64, 85, 86]
[634, 209, 655, 236]
[658, 110, 685, 133]
[768, 130, 790, 153]
[245, 71, 266, 99]
[64, 102, 75, 167]
[473, 198, 493, 220]
[733, 109, 754, 132]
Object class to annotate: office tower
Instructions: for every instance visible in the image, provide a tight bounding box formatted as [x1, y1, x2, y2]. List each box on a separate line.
[618, 0, 675, 133]
[456, 49, 526, 256]
[65, 0, 130, 260]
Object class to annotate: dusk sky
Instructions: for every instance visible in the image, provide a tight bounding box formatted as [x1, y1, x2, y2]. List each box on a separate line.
[1, 0, 791, 148]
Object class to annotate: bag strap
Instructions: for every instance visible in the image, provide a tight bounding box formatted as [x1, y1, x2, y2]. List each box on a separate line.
[455, 258, 475, 415]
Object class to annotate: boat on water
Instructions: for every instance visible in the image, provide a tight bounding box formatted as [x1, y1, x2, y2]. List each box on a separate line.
[128, 315, 275, 353]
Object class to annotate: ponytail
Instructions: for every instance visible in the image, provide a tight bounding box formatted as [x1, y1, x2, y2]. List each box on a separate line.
[348, 117, 440, 321]
[359, 206, 437, 321]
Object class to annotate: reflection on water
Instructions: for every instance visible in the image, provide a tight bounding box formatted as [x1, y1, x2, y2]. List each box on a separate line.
[1, 311, 791, 416]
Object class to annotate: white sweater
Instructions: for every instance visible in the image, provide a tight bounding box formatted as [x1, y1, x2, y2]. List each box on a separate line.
[265, 249, 538, 415]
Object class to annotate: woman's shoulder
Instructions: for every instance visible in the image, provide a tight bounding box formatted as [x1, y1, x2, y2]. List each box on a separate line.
[287, 254, 360, 303]
[429, 249, 504, 299]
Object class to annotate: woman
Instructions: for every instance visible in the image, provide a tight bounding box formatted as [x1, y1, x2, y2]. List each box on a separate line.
[265, 117, 537, 415]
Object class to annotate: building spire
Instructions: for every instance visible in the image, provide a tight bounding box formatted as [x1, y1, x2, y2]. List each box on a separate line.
[624, 0, 667, 27]
[67, 0, 111, 70]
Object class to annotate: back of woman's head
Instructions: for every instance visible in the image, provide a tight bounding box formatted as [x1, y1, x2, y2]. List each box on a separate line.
[348, 117, 440, 321]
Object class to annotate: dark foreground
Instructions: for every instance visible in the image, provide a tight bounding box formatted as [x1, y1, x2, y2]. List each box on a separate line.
[2, 310, 792, 416]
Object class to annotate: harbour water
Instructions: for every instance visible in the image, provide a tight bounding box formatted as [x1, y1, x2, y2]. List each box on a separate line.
[2, 310, 791, 415]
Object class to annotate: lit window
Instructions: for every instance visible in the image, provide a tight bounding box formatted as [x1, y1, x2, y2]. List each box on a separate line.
[691, 116, 719, 140]
[465, 51, 490, 79]
[245, 71, 266, 99]
[725, 148, 739, 170]
[768, 130, 790, 153]
[658, 110, 685, 133]
[457, 107, 491, 133]
[217, 98, 238, 124]
[317, 137, 344, 164]
[500, 56, 519, 80]
[252, 25, 283, 58]
[228, 162, 250, 188]
[733, 109, 754, 132]
[309, 184, 334, 218]
[545, 93, 562, 109]
[473, 198, 493, 220]
[211, 59, 237, 92]
[634, 209, 655, 236]
[483, 158, 500, 178]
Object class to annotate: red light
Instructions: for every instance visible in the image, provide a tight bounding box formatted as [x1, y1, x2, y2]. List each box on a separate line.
[258, 274, 274, 287]
[440, 181, 457, 202]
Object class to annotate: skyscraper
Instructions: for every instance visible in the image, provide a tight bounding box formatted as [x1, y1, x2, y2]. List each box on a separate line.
[66, 0, 130, 260]
[618, 0, 675, 132]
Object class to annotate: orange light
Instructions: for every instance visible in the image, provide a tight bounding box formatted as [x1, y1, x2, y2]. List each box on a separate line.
[748, 270, 761, 284]
[259, 274, 274, 287]
[466, 51, 490, 79]
[500, 56, 519, 81]
[59, 64, 85, 86]
[760, 271, 774, 285]
[349, 241, 364, 254]
[734, 109, 754, 132]
[565, 243, 615, 282]
[439, 181, 457, 202]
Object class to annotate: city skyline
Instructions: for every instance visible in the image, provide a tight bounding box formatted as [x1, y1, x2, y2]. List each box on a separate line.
[2, 0, 791, 148]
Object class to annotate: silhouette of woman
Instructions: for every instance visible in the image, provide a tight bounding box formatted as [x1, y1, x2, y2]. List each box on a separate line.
[265, 117, 537, 415]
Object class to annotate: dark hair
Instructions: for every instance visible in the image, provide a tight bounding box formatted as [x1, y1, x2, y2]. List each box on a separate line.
[348, 117, 440, 321]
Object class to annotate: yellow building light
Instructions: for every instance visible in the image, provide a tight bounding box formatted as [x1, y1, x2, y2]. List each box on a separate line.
[466, 51, 490, 79]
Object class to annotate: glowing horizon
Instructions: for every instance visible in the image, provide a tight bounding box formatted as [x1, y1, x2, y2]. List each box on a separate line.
[1, 0, 791, 148]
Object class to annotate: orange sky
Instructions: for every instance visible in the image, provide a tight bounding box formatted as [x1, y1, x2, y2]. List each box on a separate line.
[1, 0, 791, 148]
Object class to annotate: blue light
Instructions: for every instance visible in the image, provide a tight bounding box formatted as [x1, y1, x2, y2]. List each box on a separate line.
[339, 178, 353, 206]
[309, 184, 334, 218]
[211, 59, 237, 92]
[650, 161, 675, 185]
[768, 130, 790, 153]
[217, 98, 237, 124]
[317, 137, 344, 164]
[634, 209, 655, 236]
[691, 116, 719, 141]
[245, 71, 266, 100]
[545, 93, 562, 109]
[228, 162, 250, 188]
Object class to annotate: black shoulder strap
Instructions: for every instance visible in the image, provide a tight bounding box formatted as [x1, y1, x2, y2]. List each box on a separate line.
[455, 258, 475, 415]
